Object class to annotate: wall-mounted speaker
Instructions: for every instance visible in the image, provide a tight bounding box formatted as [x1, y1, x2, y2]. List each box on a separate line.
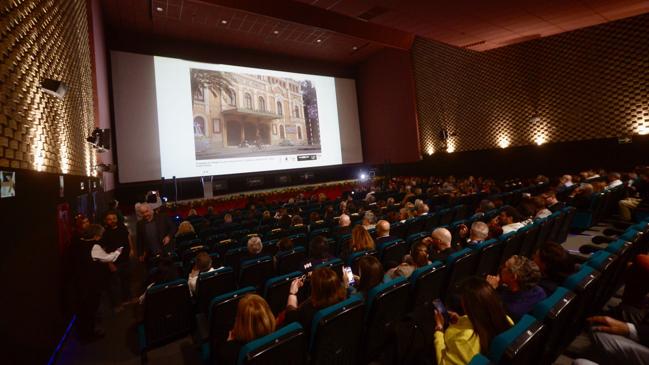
[41, 78, 68, 99]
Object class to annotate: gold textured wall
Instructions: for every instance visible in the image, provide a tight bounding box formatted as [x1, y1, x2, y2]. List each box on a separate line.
[412, 13, 649, 155]
[1, 0, 96, 175]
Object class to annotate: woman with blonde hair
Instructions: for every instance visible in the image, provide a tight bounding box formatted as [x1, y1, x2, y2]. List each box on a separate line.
[341, 225, 375, 262]
[216, 294, 276, 364]
[175, 221, 195, 238]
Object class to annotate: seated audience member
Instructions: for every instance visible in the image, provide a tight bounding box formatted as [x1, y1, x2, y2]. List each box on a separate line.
[175, 221, 196, 240]
[260, 210, 273, 226]
[285, 267, 347, 334]
[341, 225, 375, 262]
[606, 172, 623, 189]
[385, 242, 431, 280]
[216, 294, 276, 365]
[102, 210, 133, 309]
[466, 221, 489, 246]
[559, 174, 575, 190]
[290, 215, 303, 227]
[533, 241, 577, 295]
[277, 237, 294, 253]
[375, 220, 396, 246]
[499, 206, 529, 234]
[138, 257, 178, 304]
[278, 214, 292, 229]
[574, 314, 649, 365]
[434, 276, 513, 365]
[362, 211, 377, 230]
[533, 196, 553, 219]
[619, 167, 649, 221]
[614, 254, 649, 325]
[74, 224, 123, 338]
[188, 251, 215, 296]
[487, 255, 547, 321]
[545, 190, 566, 212]
[222, 213, 234, 228]
[426, 227, 457, 262]
[568, 183, 595, 210]
[351, 256, 385, 299]
[246, 236, 263, 258]
[472, 199, 496, 218]
[302, 236, 333, 271]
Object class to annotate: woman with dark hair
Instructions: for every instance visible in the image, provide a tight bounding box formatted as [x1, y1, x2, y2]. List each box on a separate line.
[533, 241, 577, 295]
[354, 256, 385, 298]
[284, 267, 347, 334]
[434, 276, 513, 365]
[216, 294, 276, 364]
[385, 242, 431, 280]
[302, 236, 333, 270]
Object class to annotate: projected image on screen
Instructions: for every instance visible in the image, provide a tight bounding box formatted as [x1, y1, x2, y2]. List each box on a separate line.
[190, 69, 321, 160]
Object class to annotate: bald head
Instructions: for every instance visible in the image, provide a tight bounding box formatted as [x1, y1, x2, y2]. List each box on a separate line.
[431, 227, 452, 250]
[376, 220, 390, 237]
[339, 214, 351, 227]
[470, 221, 489, 242]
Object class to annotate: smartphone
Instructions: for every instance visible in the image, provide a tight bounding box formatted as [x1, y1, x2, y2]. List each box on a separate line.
[432, 299, 450, 327]
[343, 266, 355, 286]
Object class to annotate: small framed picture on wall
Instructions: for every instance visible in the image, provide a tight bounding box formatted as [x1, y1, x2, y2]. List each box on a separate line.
[213, 118, 221, 133]
[0, 171, 16, 198]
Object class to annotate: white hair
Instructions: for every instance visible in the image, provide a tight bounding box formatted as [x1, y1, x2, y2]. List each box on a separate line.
[247, 236, 263, 255]
[470, 221, 489, 241]
[431, 227, 452, 246]
[339, 214, 351, 227]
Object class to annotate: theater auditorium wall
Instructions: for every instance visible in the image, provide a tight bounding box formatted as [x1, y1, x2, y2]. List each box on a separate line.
[1, 0, 97, 176]
[412, 13, 649, 155]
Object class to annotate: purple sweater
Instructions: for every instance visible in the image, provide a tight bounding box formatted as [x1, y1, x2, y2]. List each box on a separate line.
[499, 285, 547, 321]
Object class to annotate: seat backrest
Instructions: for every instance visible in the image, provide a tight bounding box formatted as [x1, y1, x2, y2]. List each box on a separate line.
[276, 247, 307, 275]
[499, 231, 525, 264]
[143, 279, 193, 348]
[556, 207, 576, 243]
[309, 296, 365, 365]
[439, 208, 455, 226]
[409, 261, 447, 308]
[473, 239, 504, 276]
[519, 224, 540, 258]
[390, 221, 408, 239]
[347, 249, 378, 274]
[237, 322, 307, 365]
[489, 314, 546, 365]
[363, 277, 411, 361]
[263, 271, 303, 315]
[208, 287, 257, 346]
[196, 266, 236, 314]
[444, 248, 480, 301]
[531, 287, 578, 362]
[405, 231, 429, 250]
[548, 211, 565, 243]
[224, 246, 247, 274]
[562, 266, 602, 336]
[314, 258, 343, 279]
[239, 255, 275, 290]
[468, 354, 493, 365]
[378, 238, 407, 269]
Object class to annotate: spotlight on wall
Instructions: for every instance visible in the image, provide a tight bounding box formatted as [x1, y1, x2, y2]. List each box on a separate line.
[534, 135, 546, 146]
[498, 136, 510, 149]
[41, 78, 68, 99]
[86, 128, 111, 152]
[95, 163, 116, 173]
[359, 172, 368, 181]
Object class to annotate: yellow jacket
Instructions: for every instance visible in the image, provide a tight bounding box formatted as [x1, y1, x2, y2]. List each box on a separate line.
[434, 315, 513, 365]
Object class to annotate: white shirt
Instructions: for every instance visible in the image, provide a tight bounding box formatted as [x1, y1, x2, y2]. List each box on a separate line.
[607, 180, 623, 189]
[535, 209, 552, 220]
[188, 267, 216, 296]
[91, 244, 121, 263]
[502, 220, 532, 234]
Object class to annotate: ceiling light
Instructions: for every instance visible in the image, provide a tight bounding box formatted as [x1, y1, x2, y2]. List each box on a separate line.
[316, 39, 322, 43]
[221, 19, 228, 24]
[155, 6, 164, 12]
[352, 46, 358, 51]
[273, 30, 279, 35]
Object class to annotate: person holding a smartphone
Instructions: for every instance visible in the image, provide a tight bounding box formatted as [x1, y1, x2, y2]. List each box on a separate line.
[433, 277, 512, 365]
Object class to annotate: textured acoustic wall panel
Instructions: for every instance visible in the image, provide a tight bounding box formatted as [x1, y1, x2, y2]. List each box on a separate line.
[1, 0, 96, 175]
[412, 13, 649, 155]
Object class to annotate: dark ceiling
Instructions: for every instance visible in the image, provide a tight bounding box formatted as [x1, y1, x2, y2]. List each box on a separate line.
[100, 0, 649, 64]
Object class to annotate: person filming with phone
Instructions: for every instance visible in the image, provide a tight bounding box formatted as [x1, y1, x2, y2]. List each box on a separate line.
[433, 276, 513, 365]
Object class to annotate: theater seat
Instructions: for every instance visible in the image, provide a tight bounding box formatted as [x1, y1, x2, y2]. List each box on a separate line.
[346, 249, 377, 275]
[309, 296, 365, 365]
[499, 231, 525, 264]
[409, 261, 447, 309]
[237, 322, 306, 365]
[519, 224, 540, 258]
[377, 238, 407, 269]
[263, 271, 303, 315]
[472, 239, 504, 276]
[314, 257, 343, 278]
[556, 207, 576, 243]
[363, 277, 411, 362]
[195, 266, 235, 314]
[443, 248, 480, 302]
[138, 279, 193, 361]
[489, 314, 546, 365]
[561, 265, 601, 341]
[531, 287, 578, 364]
[202, 287, 256, 359]
[468, 354, 493, 365]
[239, 255, 274, 290]
[276, 247, 306, 275]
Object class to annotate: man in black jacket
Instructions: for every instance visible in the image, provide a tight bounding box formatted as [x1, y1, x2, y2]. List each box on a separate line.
[579, 315, 649, 365]
[135, 203, 176, 264]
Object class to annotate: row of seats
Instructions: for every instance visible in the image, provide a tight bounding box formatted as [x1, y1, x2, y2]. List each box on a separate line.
[570, 185, 625, 230]
[137, 206, 578, 364]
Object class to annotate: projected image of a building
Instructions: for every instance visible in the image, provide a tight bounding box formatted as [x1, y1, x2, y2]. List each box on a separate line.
[190, 68, 321, 160]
